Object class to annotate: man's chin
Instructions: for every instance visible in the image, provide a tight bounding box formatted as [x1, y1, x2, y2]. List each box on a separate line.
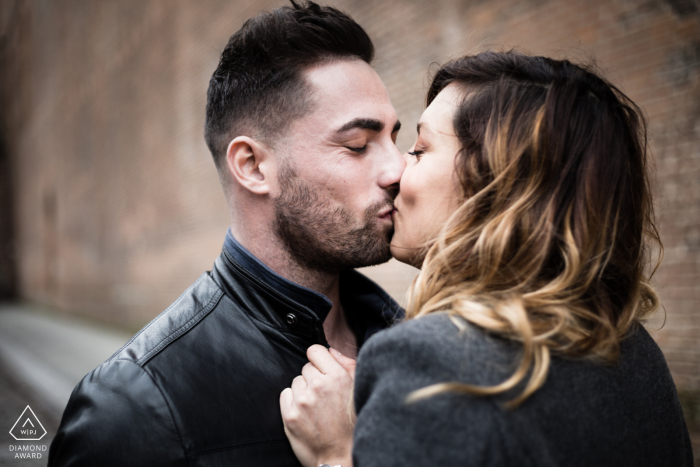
[359, 248, 393, 268]
[368, 229, 395, 266]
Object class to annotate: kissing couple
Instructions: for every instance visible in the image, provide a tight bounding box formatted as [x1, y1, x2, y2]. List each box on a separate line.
[49, 2, 692, 466]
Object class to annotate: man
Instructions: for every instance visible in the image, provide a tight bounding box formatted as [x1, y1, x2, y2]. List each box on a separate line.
[48, 2, 404, 466]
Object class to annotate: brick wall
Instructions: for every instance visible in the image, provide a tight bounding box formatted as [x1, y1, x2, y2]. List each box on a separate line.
[0, 0, 698, 391]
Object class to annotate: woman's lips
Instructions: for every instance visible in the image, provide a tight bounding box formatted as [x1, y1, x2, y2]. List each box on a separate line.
[389, 209, 399, 224]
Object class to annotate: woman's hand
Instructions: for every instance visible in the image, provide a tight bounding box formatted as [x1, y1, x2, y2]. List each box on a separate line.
[280, 345, 357, 467]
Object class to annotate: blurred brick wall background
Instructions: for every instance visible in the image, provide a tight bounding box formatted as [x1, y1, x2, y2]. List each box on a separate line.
[0, 0, 698, 395]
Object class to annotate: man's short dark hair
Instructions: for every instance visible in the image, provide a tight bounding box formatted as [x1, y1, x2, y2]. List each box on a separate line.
[204, 0, 375, 177]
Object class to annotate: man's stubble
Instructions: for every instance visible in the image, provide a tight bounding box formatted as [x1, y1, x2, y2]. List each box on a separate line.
[273, 163, 394, 273]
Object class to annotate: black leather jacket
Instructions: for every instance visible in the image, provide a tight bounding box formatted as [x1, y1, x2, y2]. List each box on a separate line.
[48, 248, 402, 466]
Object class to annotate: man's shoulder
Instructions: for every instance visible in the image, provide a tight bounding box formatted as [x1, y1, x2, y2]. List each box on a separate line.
[50, 268, 303, 466]
[50, 271, 228, 450]
[108, 272, 225, 366]
[49, 357, 187, 466]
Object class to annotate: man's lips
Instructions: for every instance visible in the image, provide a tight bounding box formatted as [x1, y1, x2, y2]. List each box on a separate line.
[378, 206, 395, 220]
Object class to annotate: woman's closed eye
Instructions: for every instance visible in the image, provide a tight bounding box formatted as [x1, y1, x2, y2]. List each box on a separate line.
[408, 149, 424, 160]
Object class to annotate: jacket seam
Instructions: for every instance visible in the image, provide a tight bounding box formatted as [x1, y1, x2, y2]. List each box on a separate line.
[137, 288, 224, 366]
[107, 275, 207, 362]
[137, 362, 189, 467]
[188, 437, 290, 456]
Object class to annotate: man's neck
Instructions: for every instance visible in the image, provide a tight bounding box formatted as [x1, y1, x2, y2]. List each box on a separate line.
[232, 225, 358, 358]
[321, 299, 357, 359]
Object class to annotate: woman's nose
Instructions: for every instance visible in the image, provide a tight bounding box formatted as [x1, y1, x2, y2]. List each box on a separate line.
[378, 144, 406, 190]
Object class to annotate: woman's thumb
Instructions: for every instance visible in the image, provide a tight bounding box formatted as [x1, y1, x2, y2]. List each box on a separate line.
[329, 347, 357, 379]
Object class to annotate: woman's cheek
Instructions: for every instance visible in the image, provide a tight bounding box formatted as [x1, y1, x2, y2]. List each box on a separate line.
[400, 170, 421, 207]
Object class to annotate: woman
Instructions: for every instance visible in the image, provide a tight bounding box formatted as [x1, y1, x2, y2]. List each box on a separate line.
[279, 51, 693, 466]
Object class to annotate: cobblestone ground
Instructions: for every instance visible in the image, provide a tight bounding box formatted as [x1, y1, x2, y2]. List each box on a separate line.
[0, 360, 60, 467]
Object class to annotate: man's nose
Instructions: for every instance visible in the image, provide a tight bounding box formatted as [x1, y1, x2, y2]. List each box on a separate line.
[377, 142, 406, 192]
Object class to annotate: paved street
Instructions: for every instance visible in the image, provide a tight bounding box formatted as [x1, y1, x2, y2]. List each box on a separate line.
[0, 303, 131, 467]
[0, 358, 59, 467]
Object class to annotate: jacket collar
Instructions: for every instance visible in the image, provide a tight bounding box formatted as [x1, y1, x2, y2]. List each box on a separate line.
[224, 229, 333, 321]
[217, 229, 403, 346]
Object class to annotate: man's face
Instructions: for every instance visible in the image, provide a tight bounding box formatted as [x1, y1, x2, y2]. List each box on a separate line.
[272, 59, 404, 273]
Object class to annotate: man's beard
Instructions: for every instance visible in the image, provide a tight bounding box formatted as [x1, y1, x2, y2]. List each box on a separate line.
[273, 165, 394, 273]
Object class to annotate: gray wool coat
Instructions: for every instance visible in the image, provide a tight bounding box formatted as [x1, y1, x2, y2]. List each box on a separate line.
[353, 313, 693, 467]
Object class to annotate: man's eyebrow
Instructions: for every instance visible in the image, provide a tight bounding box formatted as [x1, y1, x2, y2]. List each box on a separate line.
[336, 118, 385, 134]
[392, 120, 401, 133]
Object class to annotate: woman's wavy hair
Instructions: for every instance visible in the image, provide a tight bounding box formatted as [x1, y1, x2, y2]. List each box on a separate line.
[406, 51, 662, 407]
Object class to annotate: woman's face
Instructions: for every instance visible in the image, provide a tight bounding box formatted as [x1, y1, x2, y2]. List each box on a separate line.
[390, 84, 463, 268]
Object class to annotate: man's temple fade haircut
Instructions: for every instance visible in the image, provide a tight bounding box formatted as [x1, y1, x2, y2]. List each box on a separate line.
[205, 0, 375, 181]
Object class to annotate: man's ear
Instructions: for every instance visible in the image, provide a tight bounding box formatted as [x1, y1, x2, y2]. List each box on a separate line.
[225, 136, 273, 195]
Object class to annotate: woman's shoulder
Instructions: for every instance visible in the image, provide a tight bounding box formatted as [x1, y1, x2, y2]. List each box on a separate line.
[620, 321, 668, 365]
[361, 312, 462, 350]
[353, 314, 522, 466]
[356, 313, 677, 398]
[358, 312, 470, 365]
[364, 311, 516, 349]
[357, 313, 519, 387]
[361, 312, 490, 349]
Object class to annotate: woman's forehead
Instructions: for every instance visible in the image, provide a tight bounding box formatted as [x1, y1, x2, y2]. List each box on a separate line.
[420, 85, 462, 137]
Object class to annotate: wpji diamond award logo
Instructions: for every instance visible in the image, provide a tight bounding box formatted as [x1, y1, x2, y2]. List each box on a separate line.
[8, 406, 48, 460]
[9, 406, 46, 441]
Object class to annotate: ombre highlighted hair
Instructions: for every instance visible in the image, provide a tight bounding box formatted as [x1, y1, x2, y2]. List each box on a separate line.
[406, 51, 662, 407]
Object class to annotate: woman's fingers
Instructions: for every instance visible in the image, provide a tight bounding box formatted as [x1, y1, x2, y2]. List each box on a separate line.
[280, 387, 294, 414]
[306, 345, 342, 375]
[291, 374, 307, 398]
[329, 347, 357, 380]
[279, 346, 356, 467]
[301, 361, 323, 385]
